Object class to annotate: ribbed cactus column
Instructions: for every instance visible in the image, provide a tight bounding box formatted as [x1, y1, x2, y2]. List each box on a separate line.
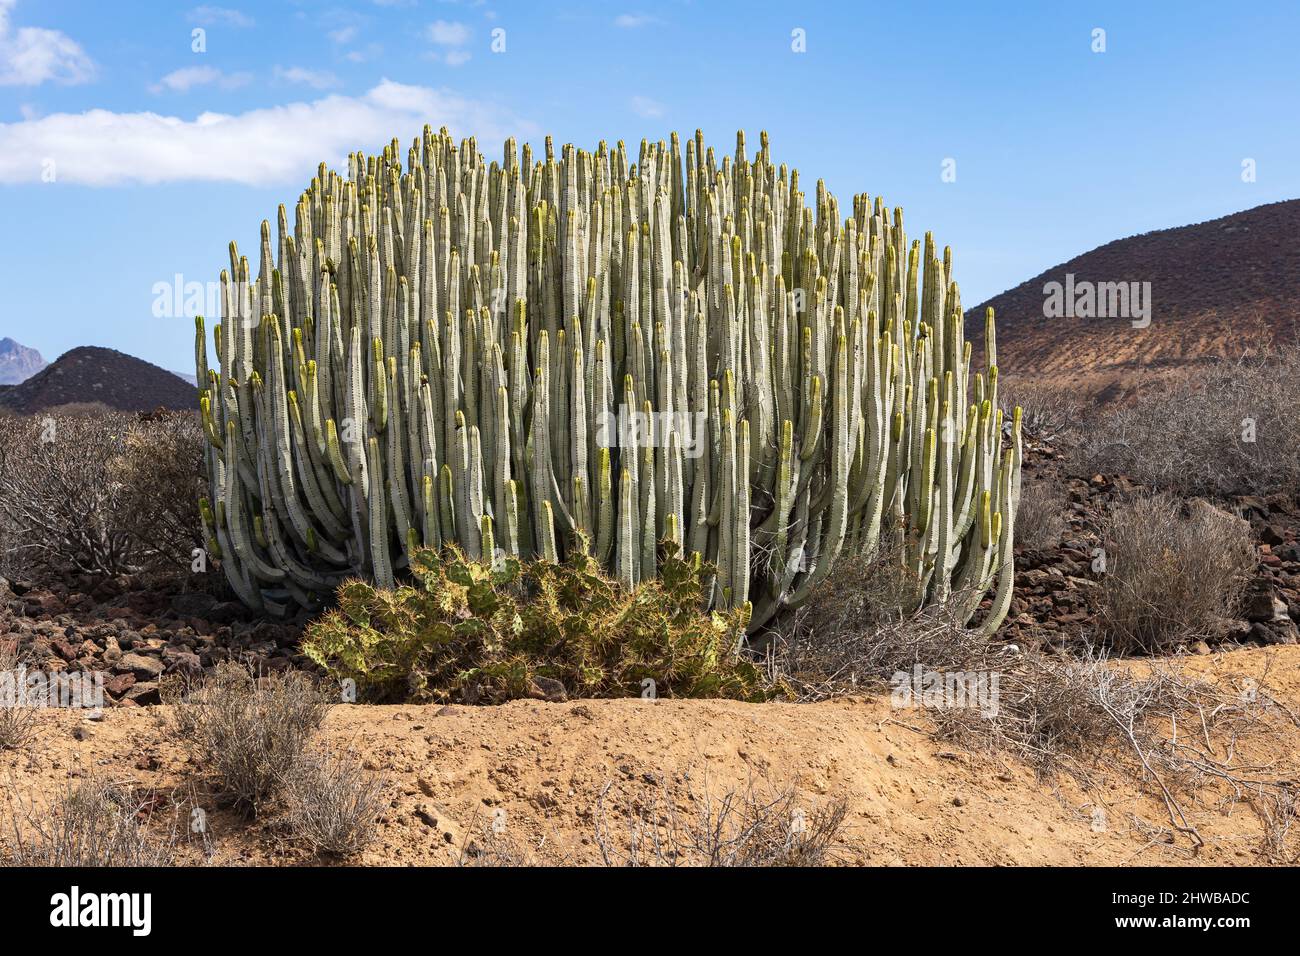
[196, 129, 1022, 635]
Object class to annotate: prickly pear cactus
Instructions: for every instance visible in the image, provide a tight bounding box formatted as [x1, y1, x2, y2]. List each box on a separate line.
[196, 128, 1021, 634]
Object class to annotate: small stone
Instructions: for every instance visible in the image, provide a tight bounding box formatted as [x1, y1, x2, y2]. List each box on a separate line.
[113, 652, 164, 680]
[123, 681, 161, 705]
[104, 672, 136, 696]
[528, 676, 568, 702]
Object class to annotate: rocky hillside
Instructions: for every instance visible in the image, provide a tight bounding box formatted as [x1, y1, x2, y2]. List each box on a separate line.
[967, 199, 1300, 400]
[0, 346, 197, 414]
[0, 337, 47, 385]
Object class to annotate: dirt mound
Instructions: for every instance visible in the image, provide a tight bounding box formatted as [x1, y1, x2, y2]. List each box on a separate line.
[3, 644, 1297, 866]
[0, 346, 197, 414]
[967, 199, 1300, 400]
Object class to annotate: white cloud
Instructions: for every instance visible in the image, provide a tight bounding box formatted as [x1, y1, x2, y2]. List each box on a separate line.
[427, 19, 470, 45]
[0, 0, 96, 86]
[630, 95, 664, 118]
[149, 66, 252, 94]
[429, 48, 472, 67]
[188, 6, 254, 28]
[274, 65, 339, 89]
[327, 25, 358, 44]
[0, 79, 536, 186]
[344, 43, 382, 63]
[614, 14, 659, 28]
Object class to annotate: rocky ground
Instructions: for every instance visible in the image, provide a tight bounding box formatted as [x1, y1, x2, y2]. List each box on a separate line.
[3, 433, 1296, 710]
[0, 573, 310, 707]
[999, 433, 1300, 653]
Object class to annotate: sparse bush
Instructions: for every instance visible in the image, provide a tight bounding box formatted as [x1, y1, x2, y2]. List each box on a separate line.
[1099, 494, 1254, 654]
[1083, 351, 1300, 498]
[0, 410, 206, 582]
[303, 544, 766, 704]
[110, 413, 205, 574]
[0, 640, 37, 751]
[1014, 480, 1067, 551]
[7, 776, 175, 866]
[594, 779, 849, 867]
[0, 413, 135, 577]
[929, 647, 1208, 776]
[172, 661, 332, 816]
[768, 544, 998, 700]
[999, 379, 1086, 445]
[282, 751, 384, 858]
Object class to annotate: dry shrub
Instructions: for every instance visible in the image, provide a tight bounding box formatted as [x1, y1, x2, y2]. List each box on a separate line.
[1083, 351, 1300, 497]
[934, 648, 1300, 857]
[0, 410, 205, 582]
[455, 820, 545, 867]
[594, 778, 849, 867]
[282, 751, 384, 858]
[0, 413, 135, 577]
[6, 776, 175, 866]
[998, 379, 1086, 445]
[769, 544, 996, 701]
[929, 649, 1203, 777]
[110, 413, 206, 574]
[172, 661, 332, 816]
[1014, 479, 1067, 551]
[0, 641, 37, 751]
[1100, 494, 1254, 654]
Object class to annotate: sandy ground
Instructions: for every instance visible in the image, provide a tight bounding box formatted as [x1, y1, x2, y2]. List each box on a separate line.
[2, 645, 1298, 867]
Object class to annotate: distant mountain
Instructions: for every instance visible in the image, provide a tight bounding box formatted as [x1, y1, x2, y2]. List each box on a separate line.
[0, 337, 48, 385]
[0, 346, 198, 414]
[966, 199, 1300, 399]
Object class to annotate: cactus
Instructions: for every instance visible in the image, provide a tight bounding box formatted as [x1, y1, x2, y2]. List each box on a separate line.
[197, 129, 1022, 634]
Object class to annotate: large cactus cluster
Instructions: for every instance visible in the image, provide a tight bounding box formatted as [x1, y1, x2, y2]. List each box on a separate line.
[196, 127, 1021, 635]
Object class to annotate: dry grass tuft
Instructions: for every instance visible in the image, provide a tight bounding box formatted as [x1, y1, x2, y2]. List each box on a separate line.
[0, 641, 37, 751]
[6, 776, 175, 867]
[282, 751, 385, 858]
[1099, 494, 1254, 655]
[171, 661, 332, 817]
[593, 777, 850, 867]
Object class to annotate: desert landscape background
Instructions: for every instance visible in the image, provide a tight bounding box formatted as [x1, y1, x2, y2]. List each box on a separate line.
[2, 196, 1299, 867]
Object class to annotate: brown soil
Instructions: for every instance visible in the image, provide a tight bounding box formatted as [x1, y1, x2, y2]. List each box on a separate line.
[967, 199, 1300, 402]
[4, 644, 1297, 867]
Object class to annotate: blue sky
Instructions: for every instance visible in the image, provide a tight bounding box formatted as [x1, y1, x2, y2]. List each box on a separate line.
[0, 0, 1296, 373]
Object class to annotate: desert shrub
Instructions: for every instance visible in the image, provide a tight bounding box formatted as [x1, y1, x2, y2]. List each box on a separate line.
[0, 413, 135, 577]
[7, 777, 175, 866]
[594, 779, 849, 867]
[282, 751, 384, 858]
[0, 640, 37, 751]
[998, 379, 1086, 445]
[0, 410, 206, 581]
[1083, 351, 1300, 498]
[1014, 480, 1067, 551]
[773, 602, 994, 701]
[929, 647, 1211, 777]
[303, 543, 766, 704]
[767, 541, 999, 699]
[171, 661, 332, 816]
[109, 413, 206, 574]
[1099, 494, 1254, 654]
